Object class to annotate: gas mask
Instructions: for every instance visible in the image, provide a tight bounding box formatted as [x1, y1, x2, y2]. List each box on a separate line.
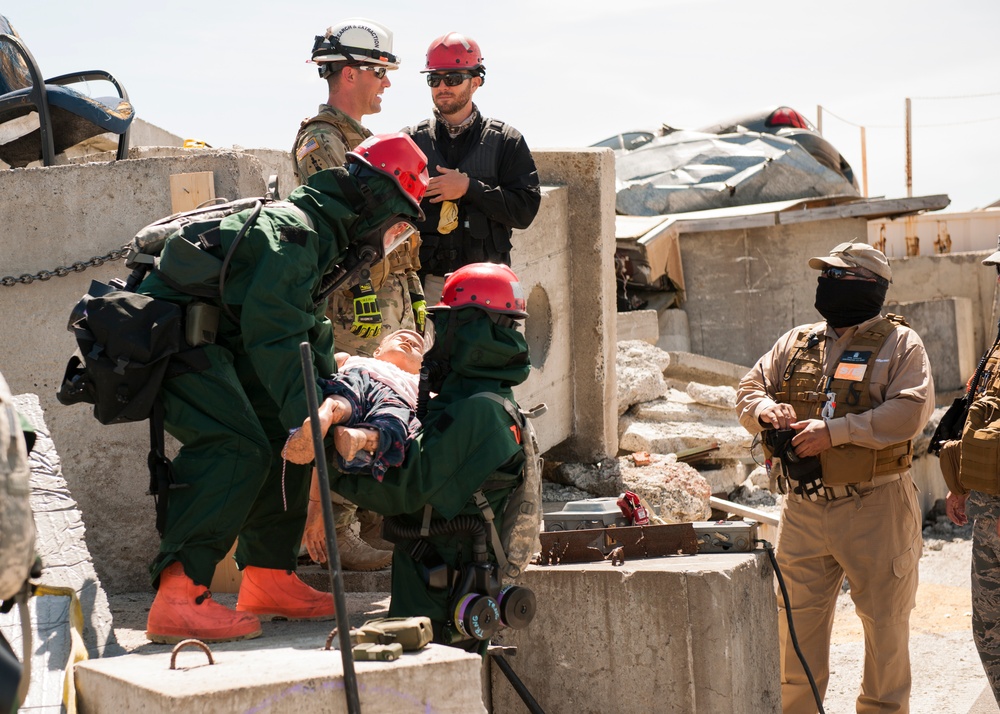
[316, 217, 417, 306]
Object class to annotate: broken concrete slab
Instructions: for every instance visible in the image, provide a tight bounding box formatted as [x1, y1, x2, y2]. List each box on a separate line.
[545, 460, 624, 498]
[630, 390, 735, 424]
[489, 554, 781, 714]
[617, 340, 671, 415]
[619, 420, 752, 463]
[686, 381, 737, 409]
[619, 454, 712, 522]
[665, 350, 750, 388]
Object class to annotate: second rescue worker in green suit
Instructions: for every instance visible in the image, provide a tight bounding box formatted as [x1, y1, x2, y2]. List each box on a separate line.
[138, 133, 429, 645]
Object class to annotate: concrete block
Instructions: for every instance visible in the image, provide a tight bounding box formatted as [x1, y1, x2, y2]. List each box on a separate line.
[658, 308, 691, 353]
[490, 555, 780, 713]
[694, 460, 749, 495]
[512, 185, 574, 454]
[617, 309, 658, 344]
[665, 351, 750, 388]
[630, 392, 735, 425]
[533, 149, 619, 463]
[75, 639, 484, 714]
[619, 421, 752, 462]
[884, 297, 976, 394]
[679, 217, 869, 366]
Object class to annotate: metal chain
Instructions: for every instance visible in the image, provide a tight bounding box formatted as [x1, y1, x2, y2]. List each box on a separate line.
[1, 247, 128, 287]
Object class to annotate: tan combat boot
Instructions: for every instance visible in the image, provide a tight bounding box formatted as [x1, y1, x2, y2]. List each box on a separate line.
[338, 525, 392, 571]
[358, 509, 395, 552]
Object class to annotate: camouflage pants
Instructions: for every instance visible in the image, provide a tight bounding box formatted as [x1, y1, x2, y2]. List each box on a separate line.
[327, 272, 416, 529]
[969, 490, 1000, 702]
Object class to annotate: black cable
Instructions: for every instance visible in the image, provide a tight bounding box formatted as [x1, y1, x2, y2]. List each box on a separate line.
[489, 651, 546, 714]
[758, 539, 826, 714]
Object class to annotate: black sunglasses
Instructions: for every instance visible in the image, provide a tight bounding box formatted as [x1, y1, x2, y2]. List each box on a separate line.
[822, 266, 888, 287]
[426, 72, 474, 88]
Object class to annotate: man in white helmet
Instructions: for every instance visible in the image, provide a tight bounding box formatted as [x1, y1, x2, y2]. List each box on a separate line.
[292, 18, 422, 571]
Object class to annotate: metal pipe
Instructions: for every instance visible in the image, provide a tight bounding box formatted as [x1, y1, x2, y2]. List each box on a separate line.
[299, 342, 361, 714]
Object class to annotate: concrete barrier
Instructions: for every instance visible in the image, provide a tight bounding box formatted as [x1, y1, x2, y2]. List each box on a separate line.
[490, 554, 781, 713]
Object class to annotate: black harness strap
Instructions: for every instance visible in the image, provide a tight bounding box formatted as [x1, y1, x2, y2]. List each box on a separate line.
[147, 399, 187, 537]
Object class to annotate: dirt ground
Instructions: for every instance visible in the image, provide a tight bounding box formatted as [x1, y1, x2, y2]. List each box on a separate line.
[823, 530, 997, 713]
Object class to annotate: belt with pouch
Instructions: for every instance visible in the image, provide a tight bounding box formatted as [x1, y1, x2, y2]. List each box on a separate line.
[822, 472, 903, 501]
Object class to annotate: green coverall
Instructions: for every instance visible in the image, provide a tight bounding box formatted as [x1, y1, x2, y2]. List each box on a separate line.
[331, 309, 530, 646]
[138, 168, 416, 588]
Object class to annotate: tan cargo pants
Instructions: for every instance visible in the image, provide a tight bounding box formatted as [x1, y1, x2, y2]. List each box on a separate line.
[775, 475, 922, 714]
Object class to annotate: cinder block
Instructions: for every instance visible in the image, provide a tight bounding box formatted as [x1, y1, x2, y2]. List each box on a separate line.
[658, 308, 691, 353]
[884, 297, 975, 394]
[617, 309, 658, 344]
[490, 555, 781, 713]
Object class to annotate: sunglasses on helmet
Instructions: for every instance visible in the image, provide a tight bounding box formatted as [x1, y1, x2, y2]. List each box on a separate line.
[426, 72, 474, 88]
[358, 65, 388, 79]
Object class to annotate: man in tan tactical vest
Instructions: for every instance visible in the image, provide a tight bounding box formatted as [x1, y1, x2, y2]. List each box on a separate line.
[736, 241, 935, 714]
[292, 17, 422, 571]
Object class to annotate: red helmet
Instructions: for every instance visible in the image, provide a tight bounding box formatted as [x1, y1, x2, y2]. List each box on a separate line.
[347, 133, 429, 217]
[423, 32, 485, 75]
[430, 263, 528, 317]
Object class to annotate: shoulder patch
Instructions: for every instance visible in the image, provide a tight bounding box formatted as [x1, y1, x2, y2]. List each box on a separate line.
[296, 137, 319, 161]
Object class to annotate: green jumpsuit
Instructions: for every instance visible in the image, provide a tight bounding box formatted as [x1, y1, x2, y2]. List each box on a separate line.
[138, 169, 416, 588]
[331, 309, 530, 646]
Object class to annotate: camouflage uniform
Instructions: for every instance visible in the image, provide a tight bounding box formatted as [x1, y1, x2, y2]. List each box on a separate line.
[293, 104, 424, 359]
[292, 105, 422, 545]
[968, 491, 1000, 700]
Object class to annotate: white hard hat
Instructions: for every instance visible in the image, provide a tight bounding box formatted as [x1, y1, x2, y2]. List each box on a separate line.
[311, 18, 399, 78]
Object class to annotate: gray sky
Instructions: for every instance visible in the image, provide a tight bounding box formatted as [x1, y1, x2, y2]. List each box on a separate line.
[9, 0, 1000, 211]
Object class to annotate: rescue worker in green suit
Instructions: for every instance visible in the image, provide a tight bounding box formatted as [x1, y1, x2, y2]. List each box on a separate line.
[329, 263, 531, 650]
[139, 133, 429, 645]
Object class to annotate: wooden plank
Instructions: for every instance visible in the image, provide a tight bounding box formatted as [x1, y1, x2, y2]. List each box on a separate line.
[709, 496, 779, 526]
[210, 540, 242, 593]
[709, 496, 779, 545]
[170, 171, 216, 214]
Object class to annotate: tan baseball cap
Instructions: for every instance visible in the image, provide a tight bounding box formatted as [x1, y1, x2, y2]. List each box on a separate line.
[808, 240, 892, 283]
[982, 235, 1000, 266]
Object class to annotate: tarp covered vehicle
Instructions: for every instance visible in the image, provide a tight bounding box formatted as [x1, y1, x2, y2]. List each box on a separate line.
[593, 106, 859, 216]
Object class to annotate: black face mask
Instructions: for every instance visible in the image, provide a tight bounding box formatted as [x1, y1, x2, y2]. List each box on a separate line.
[814, 276, 887, 328]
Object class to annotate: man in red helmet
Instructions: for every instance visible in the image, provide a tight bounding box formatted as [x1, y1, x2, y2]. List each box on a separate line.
[403, 33, 541, 303]
[293, 18, 425, 571]
[134, 134, 428, 644]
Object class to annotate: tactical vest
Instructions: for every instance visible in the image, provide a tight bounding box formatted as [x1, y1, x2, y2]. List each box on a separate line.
[293, 108, 417, 285]
[776, 315, 913, 485]
[408, 117, 510, 273]
[959, 340, 1000, 494]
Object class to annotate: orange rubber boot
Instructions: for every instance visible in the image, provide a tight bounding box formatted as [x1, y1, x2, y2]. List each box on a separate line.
[146, 562, 262, 644]
[236, 566, 336, 621]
